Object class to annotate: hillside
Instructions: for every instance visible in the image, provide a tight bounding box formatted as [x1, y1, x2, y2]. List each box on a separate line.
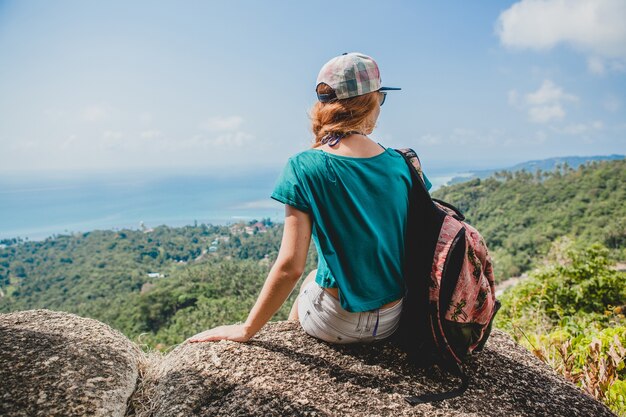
[432, 159, 625, 280]
[447, 154, 624, 186]
[0, 159, 624, 347]
[0, 220, 317, 348]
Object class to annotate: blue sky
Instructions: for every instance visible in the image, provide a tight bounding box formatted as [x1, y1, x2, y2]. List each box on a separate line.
[1, 0, 624, 178]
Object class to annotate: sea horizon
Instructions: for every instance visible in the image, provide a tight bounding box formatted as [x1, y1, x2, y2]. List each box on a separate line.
[0, 169, 465, 242]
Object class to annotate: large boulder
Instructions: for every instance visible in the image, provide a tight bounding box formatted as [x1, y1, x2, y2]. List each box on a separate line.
[0, 309, 616, 416]
[147, 321, 615, 417]
[0, 309, 144, 417]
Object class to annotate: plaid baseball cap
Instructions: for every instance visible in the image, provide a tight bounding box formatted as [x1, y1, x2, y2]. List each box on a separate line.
[316, 52, 401, 102]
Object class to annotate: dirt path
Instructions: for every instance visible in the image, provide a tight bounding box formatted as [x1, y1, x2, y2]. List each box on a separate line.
[495, 274, 528, 297]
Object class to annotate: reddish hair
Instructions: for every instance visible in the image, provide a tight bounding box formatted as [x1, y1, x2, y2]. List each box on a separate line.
[309, 84, 379, 147]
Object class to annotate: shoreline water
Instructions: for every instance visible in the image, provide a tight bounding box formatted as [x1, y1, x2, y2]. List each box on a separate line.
[0, 213, 282, 242]
[0, 171, 467, 242]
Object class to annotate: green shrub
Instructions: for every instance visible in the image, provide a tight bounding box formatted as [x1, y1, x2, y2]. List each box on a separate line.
[496, 240, 626, 416]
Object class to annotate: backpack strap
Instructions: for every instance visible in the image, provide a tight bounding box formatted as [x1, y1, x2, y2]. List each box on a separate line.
[395, 148, 431, 200]
[395, 148, 425, 181]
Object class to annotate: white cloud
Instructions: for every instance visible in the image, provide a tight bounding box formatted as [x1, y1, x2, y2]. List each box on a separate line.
[83, 105, 109, 122]
[452, 128, 476, 136]
[184, 131, 254, 148]
[43, 108, 66, 121]
[508, 89, 520, 107]
[587, 56, 626, 74]
[551, 120, 604, 135]
[416, 134, 442, 146]
[415, 128, 505, 148]
[1, 110, 268, 172]
[528, 104, 565, 123]
[450, 128, 482, 146]
[496, 0, 626, 73]
[60, 134, 78, 149]
[10, 139, 38, 151]
[140, 130, 163, 139]
[95, 130, 255, 154]
[612, 61, 626, 72]
[232, 199, 282, 210]
[603, 95, 622, 112]
[102, 130, 124, 140]
[199, 115, 244, 132]
[139, 112, 153, 124]
[100, 131, 125, 150]
[525, 80, 578, 105]
[534, 130, 548, 143]
[587, 56, 606, 75]
[191, 116, 255, 150]
[509, 80, 579, 123]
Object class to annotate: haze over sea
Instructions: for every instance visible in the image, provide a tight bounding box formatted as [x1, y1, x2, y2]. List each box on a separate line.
[0, 168, 464, 241]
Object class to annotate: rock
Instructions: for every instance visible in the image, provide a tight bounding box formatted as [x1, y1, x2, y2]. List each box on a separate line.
[0, 309, 144, 417]
[148, 321, 615, 417]
[0, 309, 617, 417]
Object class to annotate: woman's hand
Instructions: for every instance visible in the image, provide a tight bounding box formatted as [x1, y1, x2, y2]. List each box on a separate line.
[186, 324, 251, 343]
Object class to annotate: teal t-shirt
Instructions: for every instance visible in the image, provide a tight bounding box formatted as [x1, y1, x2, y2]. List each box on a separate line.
[270, 144, 432, 312]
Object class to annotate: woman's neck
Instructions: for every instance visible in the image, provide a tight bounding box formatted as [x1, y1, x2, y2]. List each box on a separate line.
[319, 134, 385, 158]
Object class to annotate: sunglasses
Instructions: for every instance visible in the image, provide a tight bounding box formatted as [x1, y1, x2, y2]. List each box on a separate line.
[379, 91, 387, 106]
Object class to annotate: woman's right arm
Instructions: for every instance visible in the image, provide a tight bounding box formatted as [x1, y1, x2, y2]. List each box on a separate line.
[241, 204, 312, 336]
[186, 204, 312, 343]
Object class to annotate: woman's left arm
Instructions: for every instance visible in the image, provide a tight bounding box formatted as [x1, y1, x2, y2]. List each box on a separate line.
[186, 205, 312, 343]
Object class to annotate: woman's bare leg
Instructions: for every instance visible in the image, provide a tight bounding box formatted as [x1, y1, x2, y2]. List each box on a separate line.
[288, 269, 317, 321]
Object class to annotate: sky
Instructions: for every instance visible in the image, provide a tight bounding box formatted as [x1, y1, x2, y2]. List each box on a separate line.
[0, 0, 625, 179]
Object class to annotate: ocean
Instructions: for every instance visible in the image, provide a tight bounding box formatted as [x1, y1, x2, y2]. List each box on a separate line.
[0, 169, 462, 241]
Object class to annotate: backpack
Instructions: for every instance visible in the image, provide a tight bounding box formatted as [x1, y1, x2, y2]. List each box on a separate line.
[392, 148, 501, 404]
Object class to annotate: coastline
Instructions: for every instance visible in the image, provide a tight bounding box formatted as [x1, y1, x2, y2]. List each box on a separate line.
[0, 170, 468, 242]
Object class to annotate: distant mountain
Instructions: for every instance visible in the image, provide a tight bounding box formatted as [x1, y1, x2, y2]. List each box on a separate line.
[448, 154, 625, 186]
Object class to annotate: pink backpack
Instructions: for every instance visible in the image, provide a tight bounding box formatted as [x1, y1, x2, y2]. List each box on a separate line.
[393, 148, 501, 404]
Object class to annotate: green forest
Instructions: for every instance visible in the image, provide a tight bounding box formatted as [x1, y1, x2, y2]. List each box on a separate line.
[433, 159, 625, 280]
[0, 219, 317, 350]
[1, 159, 624, 414]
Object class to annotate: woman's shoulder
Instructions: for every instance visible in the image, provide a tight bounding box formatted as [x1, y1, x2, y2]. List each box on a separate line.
[292, 148, 325, 158]
[286, 148, 326, 165]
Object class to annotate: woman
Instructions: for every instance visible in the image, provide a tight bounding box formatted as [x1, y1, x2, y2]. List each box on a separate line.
[187, 52, 432, 345]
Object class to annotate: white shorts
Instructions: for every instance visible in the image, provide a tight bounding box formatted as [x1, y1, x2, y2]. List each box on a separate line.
[297, 280, 403, 344]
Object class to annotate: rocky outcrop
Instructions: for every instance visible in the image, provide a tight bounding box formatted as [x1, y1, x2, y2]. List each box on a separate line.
[0, 309, 144, 417]
[0, 309, 616, 417]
